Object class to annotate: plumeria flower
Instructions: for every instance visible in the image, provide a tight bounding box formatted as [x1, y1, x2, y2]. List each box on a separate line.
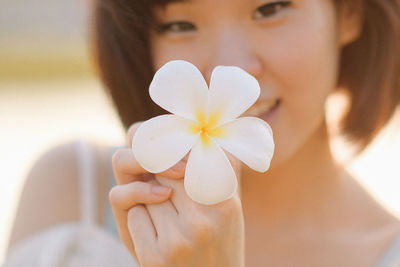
[132, 60, 274, 205]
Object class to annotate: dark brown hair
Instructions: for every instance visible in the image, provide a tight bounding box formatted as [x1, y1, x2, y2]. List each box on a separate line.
[91, 0, 400, 153]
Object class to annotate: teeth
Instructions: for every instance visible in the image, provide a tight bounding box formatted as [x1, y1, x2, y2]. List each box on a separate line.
[245, 100, 277, 117]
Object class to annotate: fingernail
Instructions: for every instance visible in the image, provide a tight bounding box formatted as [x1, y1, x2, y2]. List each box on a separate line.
[151, 185, 171, 196]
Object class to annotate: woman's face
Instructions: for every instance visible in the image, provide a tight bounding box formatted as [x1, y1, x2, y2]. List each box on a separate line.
[150, 0, 360, 167]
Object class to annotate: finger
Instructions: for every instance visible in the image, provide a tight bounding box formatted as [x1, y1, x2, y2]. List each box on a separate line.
[109, 181, 172, 211]
[127, 122, 142, 148]
[112, 148, 147, 184]
[156, 175, 201, 216]
[155, 173, 237, 244]
[113, 148, 187, 185]
[145, 179, 179, 239]
[110, 182, 171, 261]
[155, 152, 241, 214]
[127, 205, 157, 262]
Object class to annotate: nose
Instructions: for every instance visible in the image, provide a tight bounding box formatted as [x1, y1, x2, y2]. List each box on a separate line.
[204, 28, 263, 85]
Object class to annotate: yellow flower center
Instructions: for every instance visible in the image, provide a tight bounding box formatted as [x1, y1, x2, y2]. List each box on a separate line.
[189, 111, 225, 147]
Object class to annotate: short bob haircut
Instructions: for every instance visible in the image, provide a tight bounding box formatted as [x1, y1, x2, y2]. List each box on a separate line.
[91, 0, 400, 153]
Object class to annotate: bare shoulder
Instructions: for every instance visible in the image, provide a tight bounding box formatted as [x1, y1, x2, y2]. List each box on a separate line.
[348, 173, 400, 264]
[6, 140, 112, 252]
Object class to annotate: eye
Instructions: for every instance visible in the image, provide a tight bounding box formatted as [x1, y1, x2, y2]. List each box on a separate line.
[253, 1, 292, 20]
[157, 21, 196, 34]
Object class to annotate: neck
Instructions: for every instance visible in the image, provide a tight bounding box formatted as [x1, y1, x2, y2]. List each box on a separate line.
[240, 122, 345, 231]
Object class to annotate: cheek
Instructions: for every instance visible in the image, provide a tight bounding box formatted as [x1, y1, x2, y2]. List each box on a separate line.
[151, 37, 206, 71]
[261, 11, 340, 164]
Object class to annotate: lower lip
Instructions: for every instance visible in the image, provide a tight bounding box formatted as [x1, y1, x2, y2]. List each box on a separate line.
[259, 101, 280, 125]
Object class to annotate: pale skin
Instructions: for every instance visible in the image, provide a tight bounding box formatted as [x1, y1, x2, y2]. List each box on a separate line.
[7, 0, 400, 266]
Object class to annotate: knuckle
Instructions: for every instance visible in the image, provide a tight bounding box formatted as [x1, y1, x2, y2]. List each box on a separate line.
[111, 149, 124, 172]
[109, 183, 144, 209]
[108, 185, 120, 206]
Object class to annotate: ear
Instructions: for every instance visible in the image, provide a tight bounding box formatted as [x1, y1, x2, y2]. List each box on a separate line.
[337, 2, 364, 47]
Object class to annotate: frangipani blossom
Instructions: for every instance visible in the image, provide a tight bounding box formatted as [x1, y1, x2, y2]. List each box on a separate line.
[132, 60, 274, 205]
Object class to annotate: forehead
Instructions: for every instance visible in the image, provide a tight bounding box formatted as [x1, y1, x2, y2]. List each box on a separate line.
[149, 0, 347, 9]
[149, 0, 337, 14]
[151, 0, 254, 9]
[150, 0, 265, 18]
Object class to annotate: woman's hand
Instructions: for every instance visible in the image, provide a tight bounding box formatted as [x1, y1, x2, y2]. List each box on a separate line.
[110, 123, 183, 261]
[110, 122, 245, 267]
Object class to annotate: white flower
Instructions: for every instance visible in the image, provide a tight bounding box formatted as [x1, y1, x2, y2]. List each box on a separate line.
[132, 60, 274, 205]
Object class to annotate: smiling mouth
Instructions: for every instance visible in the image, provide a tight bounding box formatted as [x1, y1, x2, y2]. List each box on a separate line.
[244, 98, 281, 117]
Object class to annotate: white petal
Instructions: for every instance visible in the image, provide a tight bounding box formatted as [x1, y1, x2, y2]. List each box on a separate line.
[132, 114, 199, 173]
[207, 66, 260, 125]
[213, 117, 274, 172]
[149, 60, 209, 121]
[184, 140, 237, 205]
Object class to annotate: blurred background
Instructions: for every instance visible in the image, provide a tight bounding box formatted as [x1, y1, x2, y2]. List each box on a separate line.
[0, 0, 399, 264]
[0, 0, 126, 262]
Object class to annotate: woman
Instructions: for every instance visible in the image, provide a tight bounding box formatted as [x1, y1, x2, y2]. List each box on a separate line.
[6, 0, 400, 266]
[100, 0, 400, 266]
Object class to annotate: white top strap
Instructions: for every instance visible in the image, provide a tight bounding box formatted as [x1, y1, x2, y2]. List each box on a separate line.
[75, 139, 97, 226]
